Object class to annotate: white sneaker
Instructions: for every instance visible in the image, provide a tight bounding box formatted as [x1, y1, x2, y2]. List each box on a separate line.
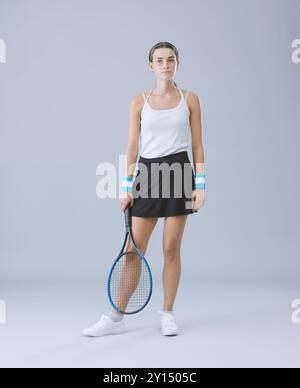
[157, 310, 179, 336]
[82, 314, 125, 337]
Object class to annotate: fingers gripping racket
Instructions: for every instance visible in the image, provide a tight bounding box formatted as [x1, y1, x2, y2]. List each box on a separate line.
[107, 206, 153, 315]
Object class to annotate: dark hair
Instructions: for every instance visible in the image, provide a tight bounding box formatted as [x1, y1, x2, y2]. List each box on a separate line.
[148, 41, 179, 87]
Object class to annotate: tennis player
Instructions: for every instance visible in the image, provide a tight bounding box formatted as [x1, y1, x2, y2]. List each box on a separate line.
[82, 41, 205, 337]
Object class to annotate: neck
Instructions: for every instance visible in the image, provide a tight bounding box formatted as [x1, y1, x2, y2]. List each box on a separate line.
[152, 80, 177, 95]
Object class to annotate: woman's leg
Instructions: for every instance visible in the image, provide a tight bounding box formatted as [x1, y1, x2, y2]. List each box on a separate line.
[162, 214, 188, 311]
[112, 214, 159, 315]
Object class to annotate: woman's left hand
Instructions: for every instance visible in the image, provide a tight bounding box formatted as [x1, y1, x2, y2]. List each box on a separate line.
[191, 189, 205, 212]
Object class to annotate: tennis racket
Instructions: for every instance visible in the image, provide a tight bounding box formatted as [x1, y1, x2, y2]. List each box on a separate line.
[107, 205, 153, 315]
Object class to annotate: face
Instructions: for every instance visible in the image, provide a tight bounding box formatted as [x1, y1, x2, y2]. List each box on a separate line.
[149, 48, 179, 80]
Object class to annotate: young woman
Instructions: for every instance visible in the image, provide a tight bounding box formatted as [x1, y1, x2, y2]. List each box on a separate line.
[82, 41, 205, 337]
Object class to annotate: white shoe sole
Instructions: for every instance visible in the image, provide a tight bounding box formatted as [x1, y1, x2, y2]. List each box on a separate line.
[82, 330, 125, 337]
[162, 330, 179, 336]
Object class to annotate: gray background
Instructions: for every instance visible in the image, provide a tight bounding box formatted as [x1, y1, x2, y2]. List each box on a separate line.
[0, 0, 299, 368]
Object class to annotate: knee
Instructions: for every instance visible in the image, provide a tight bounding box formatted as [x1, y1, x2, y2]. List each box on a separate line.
[163, 241, 181, 260]
[127, 241, 147, 256]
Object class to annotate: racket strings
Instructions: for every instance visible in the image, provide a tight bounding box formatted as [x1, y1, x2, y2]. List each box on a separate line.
[109, 251, 151, 314]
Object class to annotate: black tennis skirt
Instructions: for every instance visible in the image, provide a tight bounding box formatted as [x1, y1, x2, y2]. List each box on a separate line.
[131, 150, 198, 218]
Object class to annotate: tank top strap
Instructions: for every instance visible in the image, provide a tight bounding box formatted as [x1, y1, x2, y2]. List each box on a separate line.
[176, 87, 190, 102]
[145, 89, 153, 102]
[176, 86, 184, 100]
[142, 90, 153, 102]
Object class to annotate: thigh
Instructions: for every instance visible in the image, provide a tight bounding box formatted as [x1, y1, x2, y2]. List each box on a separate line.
[163, 215, 188, 251]
[127, 215, 158, 253]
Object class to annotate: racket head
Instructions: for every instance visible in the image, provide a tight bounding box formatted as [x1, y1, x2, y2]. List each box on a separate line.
[107, 249, 153, 315]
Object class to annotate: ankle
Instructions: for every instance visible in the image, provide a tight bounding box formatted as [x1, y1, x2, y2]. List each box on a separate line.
[108, 310, 124, 322]
[162, 309, 174, 315]
[163, 308, 173, 312]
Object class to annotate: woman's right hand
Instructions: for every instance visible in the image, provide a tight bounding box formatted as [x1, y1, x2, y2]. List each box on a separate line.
[120, 191, 134, 212]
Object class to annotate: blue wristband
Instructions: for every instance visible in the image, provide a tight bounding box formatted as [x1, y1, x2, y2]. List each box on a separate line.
[193, 173, 206, 190]
[121, 176, 133, 192]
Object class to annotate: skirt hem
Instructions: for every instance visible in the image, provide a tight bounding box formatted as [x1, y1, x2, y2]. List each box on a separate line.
[131, 208, 198, 218]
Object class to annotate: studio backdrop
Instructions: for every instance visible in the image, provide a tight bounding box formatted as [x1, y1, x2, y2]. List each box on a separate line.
[0, 0, 299, 286]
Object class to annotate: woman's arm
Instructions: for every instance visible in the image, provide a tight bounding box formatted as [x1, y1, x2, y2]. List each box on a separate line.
[188, 92, 205, 175]
[123, 95, 142, 179]
[188, 91, 205, 210]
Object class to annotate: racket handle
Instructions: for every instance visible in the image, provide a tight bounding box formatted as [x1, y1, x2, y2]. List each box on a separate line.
[124, 206, 132, 231]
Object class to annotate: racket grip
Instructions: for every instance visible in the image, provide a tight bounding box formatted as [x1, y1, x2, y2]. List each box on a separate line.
[124, 206, 131, 230]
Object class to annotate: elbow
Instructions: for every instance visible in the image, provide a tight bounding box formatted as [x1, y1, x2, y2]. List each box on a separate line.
[126, 145, 138, 157]
[192, 143, 204, 152]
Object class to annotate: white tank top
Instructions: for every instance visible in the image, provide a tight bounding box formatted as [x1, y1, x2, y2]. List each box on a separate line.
[138, 86, 191, 158]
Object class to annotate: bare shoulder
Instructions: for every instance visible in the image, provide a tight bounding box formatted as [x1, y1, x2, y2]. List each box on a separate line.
[185, 90, 201, 112]
[185, 90, 201, 104]
[128, 91, 147, 114]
